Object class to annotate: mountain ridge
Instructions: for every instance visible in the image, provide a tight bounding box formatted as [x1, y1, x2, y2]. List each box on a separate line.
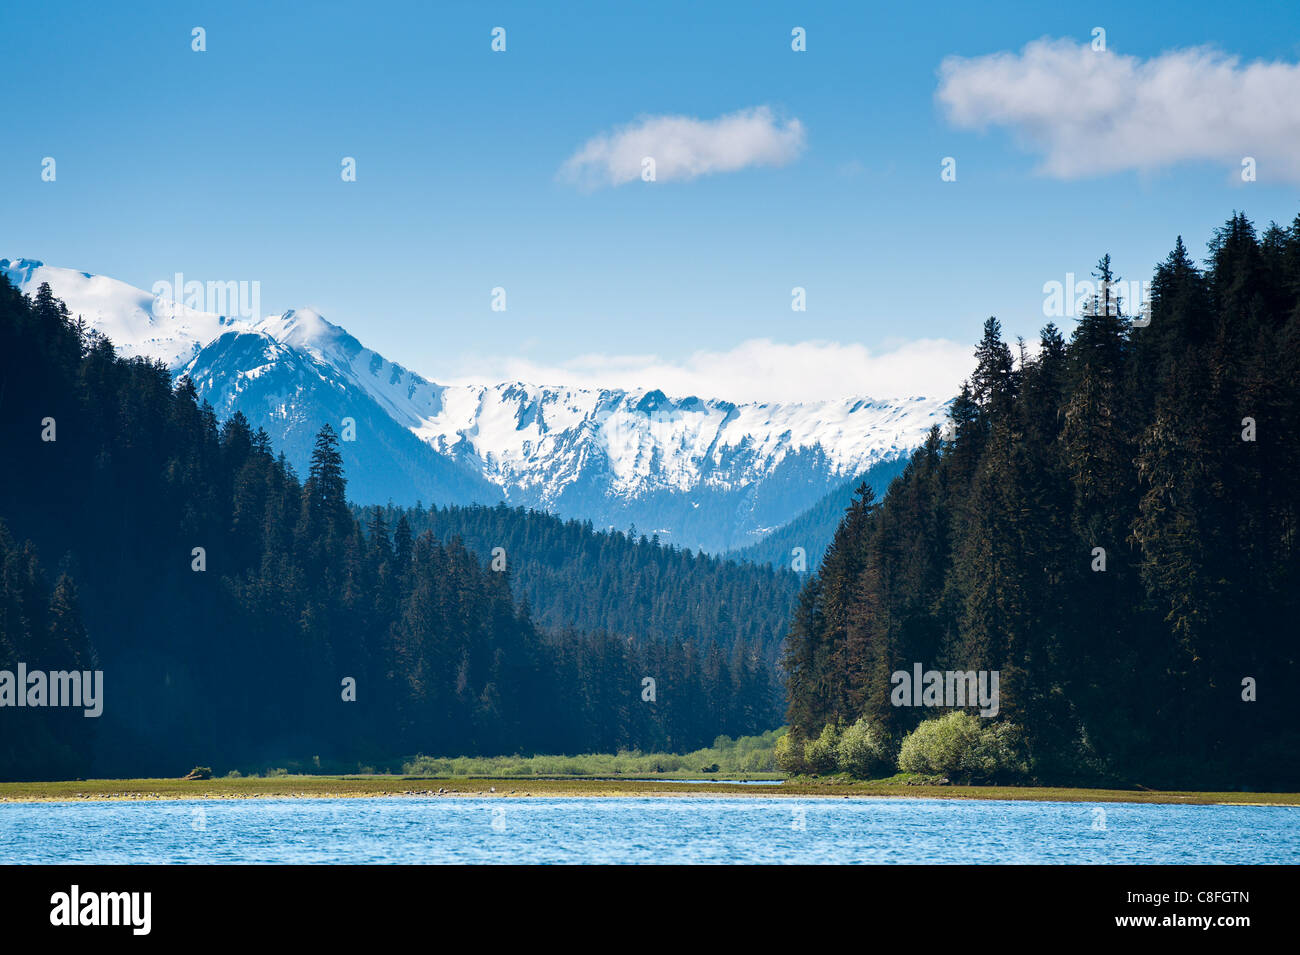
[1, 257, 950, 551]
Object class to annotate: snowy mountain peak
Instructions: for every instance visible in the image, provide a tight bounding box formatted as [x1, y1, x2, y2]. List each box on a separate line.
[4, 259, 951, 551]
[256, 308, 349, 350]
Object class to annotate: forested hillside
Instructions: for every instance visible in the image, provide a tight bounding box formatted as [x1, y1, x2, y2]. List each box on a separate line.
[784, 213, 1300, 789]
[0, 277, 781, 780]
[361, 502, 800, 663]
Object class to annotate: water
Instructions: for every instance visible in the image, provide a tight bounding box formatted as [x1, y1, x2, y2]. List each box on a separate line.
[2, 797, 1296, 864]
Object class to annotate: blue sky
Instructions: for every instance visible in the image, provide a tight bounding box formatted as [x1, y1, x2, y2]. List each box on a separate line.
[5, 0, 1300, 401]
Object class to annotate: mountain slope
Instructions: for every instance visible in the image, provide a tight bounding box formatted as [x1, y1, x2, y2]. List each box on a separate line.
[727, 456, 910, 569]
[0, 257, 242, 370]
[184, 328, 502, 508]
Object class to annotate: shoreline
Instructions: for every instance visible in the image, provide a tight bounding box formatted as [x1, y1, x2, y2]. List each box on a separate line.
[2, 776, 1297, 807]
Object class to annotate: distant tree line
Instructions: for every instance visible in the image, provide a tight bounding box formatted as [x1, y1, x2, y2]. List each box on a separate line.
[362, 501, 799, 659]
[784, 213, 1300, 789]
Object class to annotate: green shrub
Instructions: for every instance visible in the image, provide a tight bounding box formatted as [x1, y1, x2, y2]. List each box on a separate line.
[966, 721, 1029, 782]
[774, 732, 807, 774]
[802, 723, 841, 775]
[898, 712, 1027, 783]
[836, 717, 892, 778]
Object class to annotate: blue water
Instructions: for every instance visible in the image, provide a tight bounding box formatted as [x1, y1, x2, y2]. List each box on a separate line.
[1, 797, 1296, 863]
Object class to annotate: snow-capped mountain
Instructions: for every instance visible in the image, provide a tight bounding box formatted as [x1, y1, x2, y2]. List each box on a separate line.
[0, 258, 243, 370]
[2, 258, 949, 551]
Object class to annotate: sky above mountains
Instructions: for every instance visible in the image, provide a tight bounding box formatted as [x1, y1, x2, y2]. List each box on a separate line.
[5, 0, 1300, 403]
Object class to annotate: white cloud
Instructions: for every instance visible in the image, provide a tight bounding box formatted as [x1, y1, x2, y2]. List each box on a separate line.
[936, 38, 1300, 181]
[559, 106, 806, 188]
[446, 338, 974, 405]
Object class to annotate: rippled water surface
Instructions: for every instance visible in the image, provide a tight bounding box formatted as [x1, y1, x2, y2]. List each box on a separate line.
[2, 796, 1296, 864]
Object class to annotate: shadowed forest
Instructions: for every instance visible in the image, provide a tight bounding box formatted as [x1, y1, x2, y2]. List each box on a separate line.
[783, 214, 1299, 789]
